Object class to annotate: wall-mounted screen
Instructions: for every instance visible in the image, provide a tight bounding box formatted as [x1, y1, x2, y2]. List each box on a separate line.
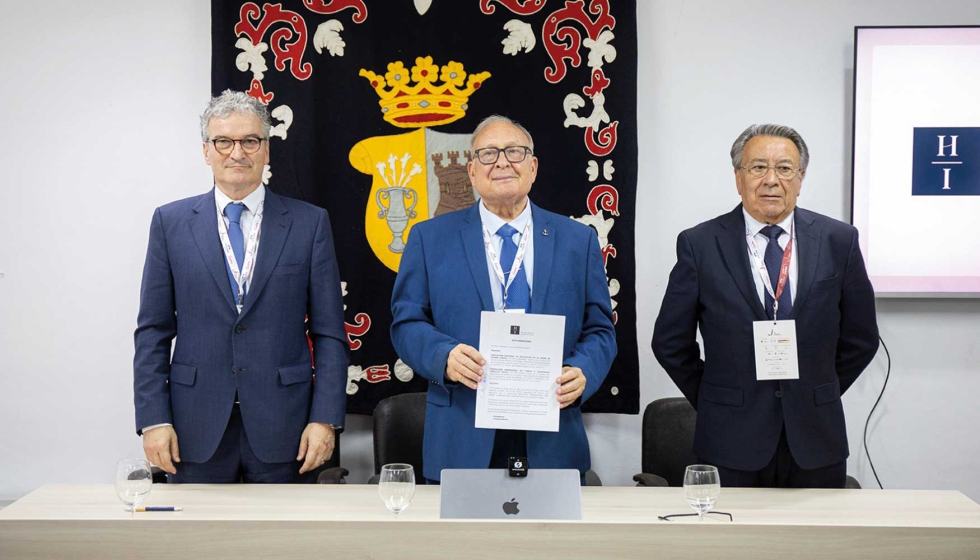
[851, 26, 980, 297]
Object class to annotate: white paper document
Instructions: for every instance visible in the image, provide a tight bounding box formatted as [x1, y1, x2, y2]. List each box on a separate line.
[475, 311, 565, 432]
[752, 320, 800, 381]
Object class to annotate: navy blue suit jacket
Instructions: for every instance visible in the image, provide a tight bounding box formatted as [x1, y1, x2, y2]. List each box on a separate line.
[390, 203, 617, 481]
[133, 188, 349, 464]
[652, 205, 879, 471]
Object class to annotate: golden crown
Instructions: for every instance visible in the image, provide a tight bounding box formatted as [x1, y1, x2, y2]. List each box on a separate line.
[360, 56, 491, 128]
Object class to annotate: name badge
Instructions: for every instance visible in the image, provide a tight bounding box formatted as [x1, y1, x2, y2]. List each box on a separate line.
[753, 320, 800, 381]
[502, 308, 526, 314]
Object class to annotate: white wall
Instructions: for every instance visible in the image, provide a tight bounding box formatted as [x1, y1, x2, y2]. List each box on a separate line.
[1, 1, 978, 502]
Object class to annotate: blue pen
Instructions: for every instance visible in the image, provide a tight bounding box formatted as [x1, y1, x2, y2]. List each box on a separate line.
[131, 506, 182, 512]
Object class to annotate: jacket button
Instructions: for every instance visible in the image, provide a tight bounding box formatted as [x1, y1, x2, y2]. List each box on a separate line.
[235, 324, 244, 334]
[775, 390, 782, 398]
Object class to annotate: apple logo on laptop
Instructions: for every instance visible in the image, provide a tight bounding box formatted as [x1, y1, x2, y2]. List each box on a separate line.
[502, 498, 520, 515]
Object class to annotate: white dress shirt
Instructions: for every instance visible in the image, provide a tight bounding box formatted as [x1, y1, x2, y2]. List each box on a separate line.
[743, 208, 798, 305]
[479, 199, 534, 311]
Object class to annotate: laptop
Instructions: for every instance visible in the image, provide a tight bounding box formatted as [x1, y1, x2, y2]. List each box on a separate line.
[439, 469, 582, 520]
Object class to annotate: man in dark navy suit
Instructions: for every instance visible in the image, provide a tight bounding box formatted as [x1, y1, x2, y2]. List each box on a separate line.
[652, 124, 879, 488]
[133, 90, 348, 483]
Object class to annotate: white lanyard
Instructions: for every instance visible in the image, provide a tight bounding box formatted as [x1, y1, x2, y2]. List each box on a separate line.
[745, 221, 794, 320]
[217, 200, 264, 313]
[481, 219, 532, 310]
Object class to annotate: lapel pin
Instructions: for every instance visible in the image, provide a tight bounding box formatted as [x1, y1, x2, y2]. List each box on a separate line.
[542, 229, 549, 236]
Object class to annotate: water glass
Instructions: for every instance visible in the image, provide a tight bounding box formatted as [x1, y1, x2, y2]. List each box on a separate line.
[115, 458, 152, 512]
[378, 463, 415, 515]
[683, 464, 720, 521]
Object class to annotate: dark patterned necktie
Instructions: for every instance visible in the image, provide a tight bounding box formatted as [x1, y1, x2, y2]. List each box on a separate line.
[760, 225, 792, 320]
[496, 223, 530, 311]
[224, 202, 246, 300]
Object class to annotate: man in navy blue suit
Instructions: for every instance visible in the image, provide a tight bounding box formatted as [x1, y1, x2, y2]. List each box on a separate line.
[652, 124, 879, 488]
[391, 115, 617, 483]
[133, 90, 348, 483]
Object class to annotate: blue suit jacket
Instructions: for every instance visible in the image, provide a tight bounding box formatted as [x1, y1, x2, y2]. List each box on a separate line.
[390, 202, 617, 481]
[652, 205, 879, 471]
[133, 188, 349, 464]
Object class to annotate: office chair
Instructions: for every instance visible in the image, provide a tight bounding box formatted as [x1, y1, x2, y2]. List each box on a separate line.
[369, 392, 603, 485]
[632, 397, 861, 489]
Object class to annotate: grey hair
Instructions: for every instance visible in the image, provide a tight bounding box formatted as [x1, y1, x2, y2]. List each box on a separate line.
[199, 89, 272, 142]
[730, 124, 809, 171]
[470, 114, 535, 154]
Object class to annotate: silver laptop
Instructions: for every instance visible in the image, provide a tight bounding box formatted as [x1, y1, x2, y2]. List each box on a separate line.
[439, 469, 582, 520]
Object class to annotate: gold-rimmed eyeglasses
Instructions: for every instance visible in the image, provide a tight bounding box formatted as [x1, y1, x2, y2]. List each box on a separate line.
[208, 137, 267, 155]
[739, 164, 800, 180]
[473, 146, 532, 165]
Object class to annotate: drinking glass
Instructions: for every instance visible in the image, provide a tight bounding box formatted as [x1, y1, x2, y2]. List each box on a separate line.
[115, 458, 152, 513]
[378, 463, 415, 515]
[683, 464, 720, 521]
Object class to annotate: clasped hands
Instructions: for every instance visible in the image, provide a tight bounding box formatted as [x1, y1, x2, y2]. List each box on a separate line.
[445, 343, 585, 408]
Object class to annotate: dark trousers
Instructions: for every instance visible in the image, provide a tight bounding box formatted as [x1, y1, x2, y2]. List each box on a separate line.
[168, 404, 315, 484]
[706, 426, 846, 489]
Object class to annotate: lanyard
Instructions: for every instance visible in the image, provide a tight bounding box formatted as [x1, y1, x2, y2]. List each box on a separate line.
[217, 200, 264, 313]
[746, 221, 794, 320]
[481, 218, 532, 310]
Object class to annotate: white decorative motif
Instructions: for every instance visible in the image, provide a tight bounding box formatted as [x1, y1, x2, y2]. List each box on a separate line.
[414, 0, 433, 15]
[603, 160, 615, 181]
[262, 164, 272, 185]
[394, 359, 414, 382]
[587, 160, 599, 181]
[235, 38, 269, 81]
[341, 281, 348, 310]
[583, 29, 617, 70]
[376, 153, 422, 188]
[502, 20, 535, 56]
[563, 92, 609, 130]
[607, 278, 620, 310]
[269, 105, 294, 140]
[572, 211, 615, 251]
[313, 20, 346, 57]
[346, 365, 363, 395]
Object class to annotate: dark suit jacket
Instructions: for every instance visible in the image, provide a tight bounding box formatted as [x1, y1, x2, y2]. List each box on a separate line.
[133, 188, 349, 464]
[390, 203, 617, 481]
[652, 205, 878, 471]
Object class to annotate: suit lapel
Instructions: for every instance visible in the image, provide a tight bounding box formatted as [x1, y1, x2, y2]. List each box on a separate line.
[716, 205, 768, 321]
[461, 204, 494, 311]
[239, 189, 291, 318]
[790, 208, 820, 318]
[190, 190, 237, 311]
[530, 204, 554, 314]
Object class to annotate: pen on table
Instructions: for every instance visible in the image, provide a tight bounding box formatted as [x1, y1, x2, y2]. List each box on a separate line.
[129, 506, 182, 512]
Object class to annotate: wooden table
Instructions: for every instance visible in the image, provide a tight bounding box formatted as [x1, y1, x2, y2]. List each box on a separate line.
[2, 484, 979, 559]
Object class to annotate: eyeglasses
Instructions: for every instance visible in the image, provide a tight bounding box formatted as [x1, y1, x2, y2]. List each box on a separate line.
[739, 164, 800, 180]
[658, 511, 733, 522]
[473, 146, 532, 165]
[208, 137, 267, 155]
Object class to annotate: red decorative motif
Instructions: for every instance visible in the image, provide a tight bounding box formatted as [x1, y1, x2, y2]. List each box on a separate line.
[302, 0, 368, 24]
[345, 312, 371, 350]
[235, 3, 312, 81]
[586, 184, 619, 216]
[542, 0, 615, 84]
[612, 311, 618, 325]
[584, 121, 618, 157]
[480, 0, 548, 15]
[601, 244, 617, 268]
[364, 365, 391, 383]
[583, 68, 609, 98]
[246, 79, 274, 105]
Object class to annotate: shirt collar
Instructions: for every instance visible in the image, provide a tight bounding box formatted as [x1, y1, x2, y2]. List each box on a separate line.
[479, 198, 532, 238]
[215, 184, 266, 215]
[742, 206, 794, 238]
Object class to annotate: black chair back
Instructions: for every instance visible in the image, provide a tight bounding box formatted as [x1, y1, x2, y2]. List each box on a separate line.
[641, 397, 698, 487]
[372, 392, 427, 479]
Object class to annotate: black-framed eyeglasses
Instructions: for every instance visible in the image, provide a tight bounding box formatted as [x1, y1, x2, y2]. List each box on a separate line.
[739, 164, 800, 180]
[473, 146, 532, 165]
[208, 137, 267, 155]
[658, 511, 733, 522]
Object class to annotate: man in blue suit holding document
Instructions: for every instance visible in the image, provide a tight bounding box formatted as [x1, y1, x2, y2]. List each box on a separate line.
[391, 115, 617, 483]
[133, 90, 349, 483]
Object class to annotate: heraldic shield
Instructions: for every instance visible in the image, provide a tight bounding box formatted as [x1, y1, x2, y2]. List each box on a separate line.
[350, 56, 490, 272]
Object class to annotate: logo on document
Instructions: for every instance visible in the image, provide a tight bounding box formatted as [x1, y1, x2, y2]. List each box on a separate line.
[911, 127, 980, 195]
[510, 326, 520, 335]
[502, 498, 520, 515]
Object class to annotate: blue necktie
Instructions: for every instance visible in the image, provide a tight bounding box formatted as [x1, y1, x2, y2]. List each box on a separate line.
[496, 223, 530, 311]
[760, 225, 792, 320]
[224, 203, 246, 302]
